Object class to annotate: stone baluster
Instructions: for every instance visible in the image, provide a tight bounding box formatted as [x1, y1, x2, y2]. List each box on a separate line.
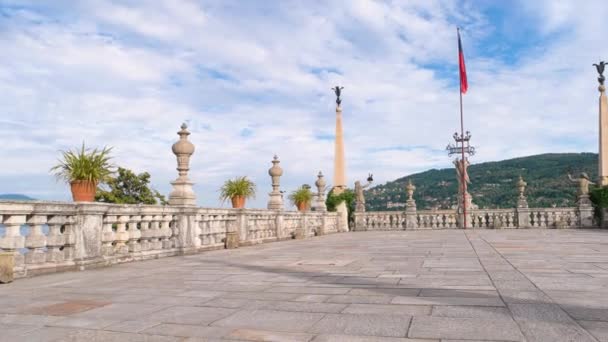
[101, 215, 116, 256]
[139, 215, 152, 251]
[1, 215, 26, 269]
[62, 216, 76, 261]
[127, 215, 142, 254]
[160, 215, 173, 249]
[115, 215, 130, 254]
[150, 215, 162, 250]
[25, 215, 48, 265]
[46, 215, 67, 263]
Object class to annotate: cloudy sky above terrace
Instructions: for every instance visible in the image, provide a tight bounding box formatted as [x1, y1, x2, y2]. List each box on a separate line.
[0, 0, 607, 208]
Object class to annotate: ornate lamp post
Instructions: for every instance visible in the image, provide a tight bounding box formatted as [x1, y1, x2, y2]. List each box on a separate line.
[446, 131, 475, 228]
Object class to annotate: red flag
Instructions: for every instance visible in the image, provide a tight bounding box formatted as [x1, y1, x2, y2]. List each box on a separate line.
[458, 29, 468, 94]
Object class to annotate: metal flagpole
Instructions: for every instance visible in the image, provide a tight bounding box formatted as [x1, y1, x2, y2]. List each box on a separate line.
[459, 70, 467, 229]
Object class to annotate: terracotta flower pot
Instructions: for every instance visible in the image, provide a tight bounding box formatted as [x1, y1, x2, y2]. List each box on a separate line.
[231, 195, 246, 209]
[70, 180, 97, 202]
[296, 202, 309, 212]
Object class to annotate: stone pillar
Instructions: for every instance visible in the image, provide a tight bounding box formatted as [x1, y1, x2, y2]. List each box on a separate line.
[312, 171, 327, 212]
[295, 213, 307, 239]
[169, 123, 196, 206]
[405, 180, 418, 229]
[336, 201, 349, 232]
[0, 215, 26, 271]
[73, 203, 107, 268]
[333, 104, 347, 194]
[599, 82, 608, 185]
[275, 212, 285, 239]
[176, 207, 200, 253]
[225, 211, 242, 249]
[578, 194, 594, 227]
[0, 252, 14, 283]
[267, 155, 284, 210]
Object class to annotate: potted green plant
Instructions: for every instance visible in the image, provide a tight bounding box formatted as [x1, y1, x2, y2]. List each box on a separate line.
[289, 185, 313, 212]
[219, 176, 256, 208]
[50, 144, 114, 202]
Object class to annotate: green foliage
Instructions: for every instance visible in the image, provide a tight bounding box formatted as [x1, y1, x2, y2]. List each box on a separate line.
[325, 188, 356, 224]
[365, 153, 597, 210]
[219, 176, 256, 202]
[590, 186, 608, 222]
[96, 167, 167, 205]
[289, 186, 313, 206]
[50, 143, 114, 184]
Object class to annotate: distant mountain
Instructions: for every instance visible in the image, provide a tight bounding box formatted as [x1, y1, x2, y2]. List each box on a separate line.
[0, 194, 35, 200]
[365, 153, 597, 210]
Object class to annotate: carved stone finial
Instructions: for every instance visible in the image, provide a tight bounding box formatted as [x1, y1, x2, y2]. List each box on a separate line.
[267, 155, 284, 210]
[406, 180, 416, 202]
[169, 124, 196, 206]
[312, 171, 327, 212]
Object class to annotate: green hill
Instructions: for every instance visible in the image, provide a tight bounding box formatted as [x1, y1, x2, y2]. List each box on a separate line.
[365, 153, 597, 210]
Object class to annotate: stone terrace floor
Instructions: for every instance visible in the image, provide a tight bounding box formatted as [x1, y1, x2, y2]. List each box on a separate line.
[3, 230, 608, 341]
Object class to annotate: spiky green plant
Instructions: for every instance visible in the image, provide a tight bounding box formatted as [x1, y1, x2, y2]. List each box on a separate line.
[219, 176, 256, 202]
[289, 186, 313, 207]
[50, 144, 114, 184]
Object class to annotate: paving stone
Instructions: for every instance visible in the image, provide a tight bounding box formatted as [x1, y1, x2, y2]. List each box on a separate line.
[508, 303, 597, 342]
[328, 295, 394, 304]
[142, 323, 233, 338]
[47, 316, 117, 329]
[431, 305, 511, 319]
[579, 320, 608, 342]
[139, 306, 236, 325]
[408, 316, 524, 341]
[342, 304, 431, 316]
[247, 300, 347, 313]
[0, 313, 62, 325]
[392, 296, 504, 307]
[71, 303, 168, 320]
[311, 335, 434, 342]
[227, 328, 314, 341]
[309, 313, 411, 337]
[418, 289, 498, 298]
[212, 309, 325, 332]
[498, 290, 553, 304]
[103, 320, 161, 333]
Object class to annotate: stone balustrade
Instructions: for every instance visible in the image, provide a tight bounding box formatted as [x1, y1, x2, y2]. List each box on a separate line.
[0, 201, 341, 279]
[354, 206, 592, 230]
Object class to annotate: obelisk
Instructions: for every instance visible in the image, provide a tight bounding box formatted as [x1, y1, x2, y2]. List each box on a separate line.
[331, 86, 348, 232]
[333, 102, 346, 194]
[597, 61, 608, 185]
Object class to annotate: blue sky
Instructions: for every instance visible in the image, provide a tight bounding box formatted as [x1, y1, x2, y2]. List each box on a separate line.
[0, 0, 606, 208]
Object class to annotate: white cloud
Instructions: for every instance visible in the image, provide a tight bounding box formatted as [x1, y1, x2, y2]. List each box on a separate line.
[0, 0, 606, 208]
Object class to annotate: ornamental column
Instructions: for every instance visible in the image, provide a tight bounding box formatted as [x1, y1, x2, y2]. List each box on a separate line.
[596, 61, 608, 185]
[169, 123, 196, 206]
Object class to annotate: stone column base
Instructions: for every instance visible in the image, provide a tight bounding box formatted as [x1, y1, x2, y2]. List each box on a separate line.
[0, 252, 15, 284]
[225, 232, 239, 249]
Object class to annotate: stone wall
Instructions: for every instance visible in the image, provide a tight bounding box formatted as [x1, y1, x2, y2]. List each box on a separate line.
[0, 201, 341, 279]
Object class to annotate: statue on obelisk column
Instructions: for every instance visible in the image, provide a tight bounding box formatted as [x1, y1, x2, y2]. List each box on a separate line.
[169, 123, 196, 206]
[594, 61, 608, 185]
[331, 86, 349, 231]
[332, 85, 346, 194]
